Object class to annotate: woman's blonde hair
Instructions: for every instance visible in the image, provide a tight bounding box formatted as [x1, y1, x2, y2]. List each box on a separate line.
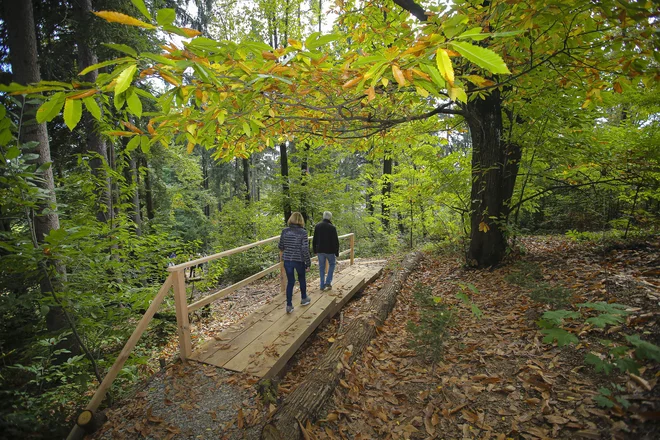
[287, 212, 305, 227]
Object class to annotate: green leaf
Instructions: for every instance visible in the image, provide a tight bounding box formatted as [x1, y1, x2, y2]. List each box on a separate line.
[419, 64, 446, 89]
[140, 135, 150, 154]
[36, 92, 65, 123]
[114, 91, 125, 110]
[541, 309, 581, 326]
[115, 64, 137, 95]
[142, 52, 176, 66]
[614, 357, 639, 375]
[594, 394, 614, 408]
[578, 302, 629, 315]
[586, 313, 624, 328]
[126, 92, 143, 117]
[156, 8, 176, 26]
[457, 27, 487, 41]
[130, 0, 152, 21]
[436, 48, 454, 84]
[103, 43, 138, 58]
[450, 41, 511, 75]
[126, 135, 140, 152]
[63, 98, 82, 131]
[242, 121, 251, 137]
[79, 57, 133, 76]
[625, 335, 660, 362]
[455, 292, 469, 304]
[83, 97, 101, 121]
[585, 352, 613, 374]
[470, 303, 483, 320]
[307, 33, 340, 50]
[5, 145, 20, 160]
[353, 55, 387, 68]
[540, 328, 578, 347]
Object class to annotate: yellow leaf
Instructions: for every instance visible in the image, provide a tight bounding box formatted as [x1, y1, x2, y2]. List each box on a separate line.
[186, 141, 195, 153]
[581, 99, 591, 109]
[381, 77, 389, 87]
[436, 48, 454, 85]
[478, 221, 490, 233]
[92, 11, 156, 29]
[392, 65, 407, 86]
[180, 27, 201, 37]
[448, 86, 467, 103]
[328, 337, 336, 343]
[366, 86, 376, 102]
[342, 76, 363, 89]
[416, 86, 429, 98]
[268, 108, 275, 117]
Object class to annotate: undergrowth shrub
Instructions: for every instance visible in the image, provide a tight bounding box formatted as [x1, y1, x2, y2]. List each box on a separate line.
[407, 283, 454, 364]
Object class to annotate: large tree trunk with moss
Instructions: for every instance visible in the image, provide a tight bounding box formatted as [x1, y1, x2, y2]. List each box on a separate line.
[3, 0, 68, 336]
[465, 90, 521, 268]
[261, 252, 423, 440]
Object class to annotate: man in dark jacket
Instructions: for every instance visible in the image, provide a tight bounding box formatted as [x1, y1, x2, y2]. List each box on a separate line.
[312, 211, 340, 290]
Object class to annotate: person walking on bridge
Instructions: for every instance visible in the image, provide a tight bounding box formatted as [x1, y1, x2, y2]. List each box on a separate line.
[278, 212, 311, 314]
[313, 211, 340, 291]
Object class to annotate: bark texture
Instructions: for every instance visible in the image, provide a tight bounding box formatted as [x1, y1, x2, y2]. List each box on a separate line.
[465, 90, 521, 268]
[261, 252, 423, 440]
[280, 143, 291, 224]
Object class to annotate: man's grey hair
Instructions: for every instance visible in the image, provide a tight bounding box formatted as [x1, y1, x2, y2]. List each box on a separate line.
[323, 211, 332, 220]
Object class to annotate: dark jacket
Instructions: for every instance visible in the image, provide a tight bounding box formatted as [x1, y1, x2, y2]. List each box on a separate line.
[313, 219, 339, 256]
[278, 225, 311, 267]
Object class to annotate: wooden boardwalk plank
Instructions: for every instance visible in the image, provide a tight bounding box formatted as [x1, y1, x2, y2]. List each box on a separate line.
[195, 270, 354, 365]
[191, 262, 384, 378]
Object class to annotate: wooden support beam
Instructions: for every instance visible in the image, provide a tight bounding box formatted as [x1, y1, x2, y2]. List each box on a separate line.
[188, 262, 280, 312]
[66, 275, 174, 440]
[173, 270, 192, 360]
[349, 233, 355, 265]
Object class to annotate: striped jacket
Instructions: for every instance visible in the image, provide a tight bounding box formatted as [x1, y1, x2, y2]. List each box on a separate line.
[278, 225, 311, 267]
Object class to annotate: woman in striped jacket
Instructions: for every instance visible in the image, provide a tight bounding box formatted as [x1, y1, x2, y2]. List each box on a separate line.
[278, 212, 312, 314]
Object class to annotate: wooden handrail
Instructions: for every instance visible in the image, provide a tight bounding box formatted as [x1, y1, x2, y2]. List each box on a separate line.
[69, 232, 356, 440]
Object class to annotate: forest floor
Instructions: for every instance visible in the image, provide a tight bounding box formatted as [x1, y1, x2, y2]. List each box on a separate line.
[90, 236, 659, 440]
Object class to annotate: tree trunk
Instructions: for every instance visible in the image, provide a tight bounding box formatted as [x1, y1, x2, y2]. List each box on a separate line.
[142, 157, 155, 220]
[280, 143, 291, 224]
[124, 153, 142, 235]
[299, 143, 309, 222]
[242, 157, 250, 201]
[465, 90, 521, 268]
[381, 156, 392, 229]
[74, 0, 110, 223]
[261, 252, 423, 440]
[202, 148, 210, 216]
[3, 0, 68, 337]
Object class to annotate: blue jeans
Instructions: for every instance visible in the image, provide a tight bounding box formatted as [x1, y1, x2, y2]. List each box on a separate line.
[317, 253, 336, 289]
[284, 260, 307, 306]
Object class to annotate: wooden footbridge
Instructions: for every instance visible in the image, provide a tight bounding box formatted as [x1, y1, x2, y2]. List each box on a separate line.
[68, 232, 384, 438]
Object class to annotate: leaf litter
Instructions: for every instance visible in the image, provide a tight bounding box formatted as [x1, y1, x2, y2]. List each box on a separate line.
[89, 240, 658, 439]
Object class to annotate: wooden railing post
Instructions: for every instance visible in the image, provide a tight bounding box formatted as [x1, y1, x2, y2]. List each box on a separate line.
[172, 269, 192, 360]
[350, 233, 355, 265]
[279, 250, 286, 294]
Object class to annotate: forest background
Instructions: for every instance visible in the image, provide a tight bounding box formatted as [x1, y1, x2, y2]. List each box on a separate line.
[0, 0, 658, 437]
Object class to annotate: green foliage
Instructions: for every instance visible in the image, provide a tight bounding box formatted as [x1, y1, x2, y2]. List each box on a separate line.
[626, 335, 660, 362]
[407, 283, 454, 364]
[540, 328, 579, 347]
[455, 283, 483, 320]
[529, 284, 572, 308]
[594, 386, 630, 409]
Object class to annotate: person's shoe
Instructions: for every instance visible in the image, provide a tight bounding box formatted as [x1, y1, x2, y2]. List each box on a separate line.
[286, 305, 294, 314]
[320, 285, 325, 290]
[324, 284, 332, 290]
[301, 296, 311, 306]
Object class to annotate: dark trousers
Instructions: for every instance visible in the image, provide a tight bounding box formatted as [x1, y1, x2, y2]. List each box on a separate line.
[284, 260, 307, 306]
